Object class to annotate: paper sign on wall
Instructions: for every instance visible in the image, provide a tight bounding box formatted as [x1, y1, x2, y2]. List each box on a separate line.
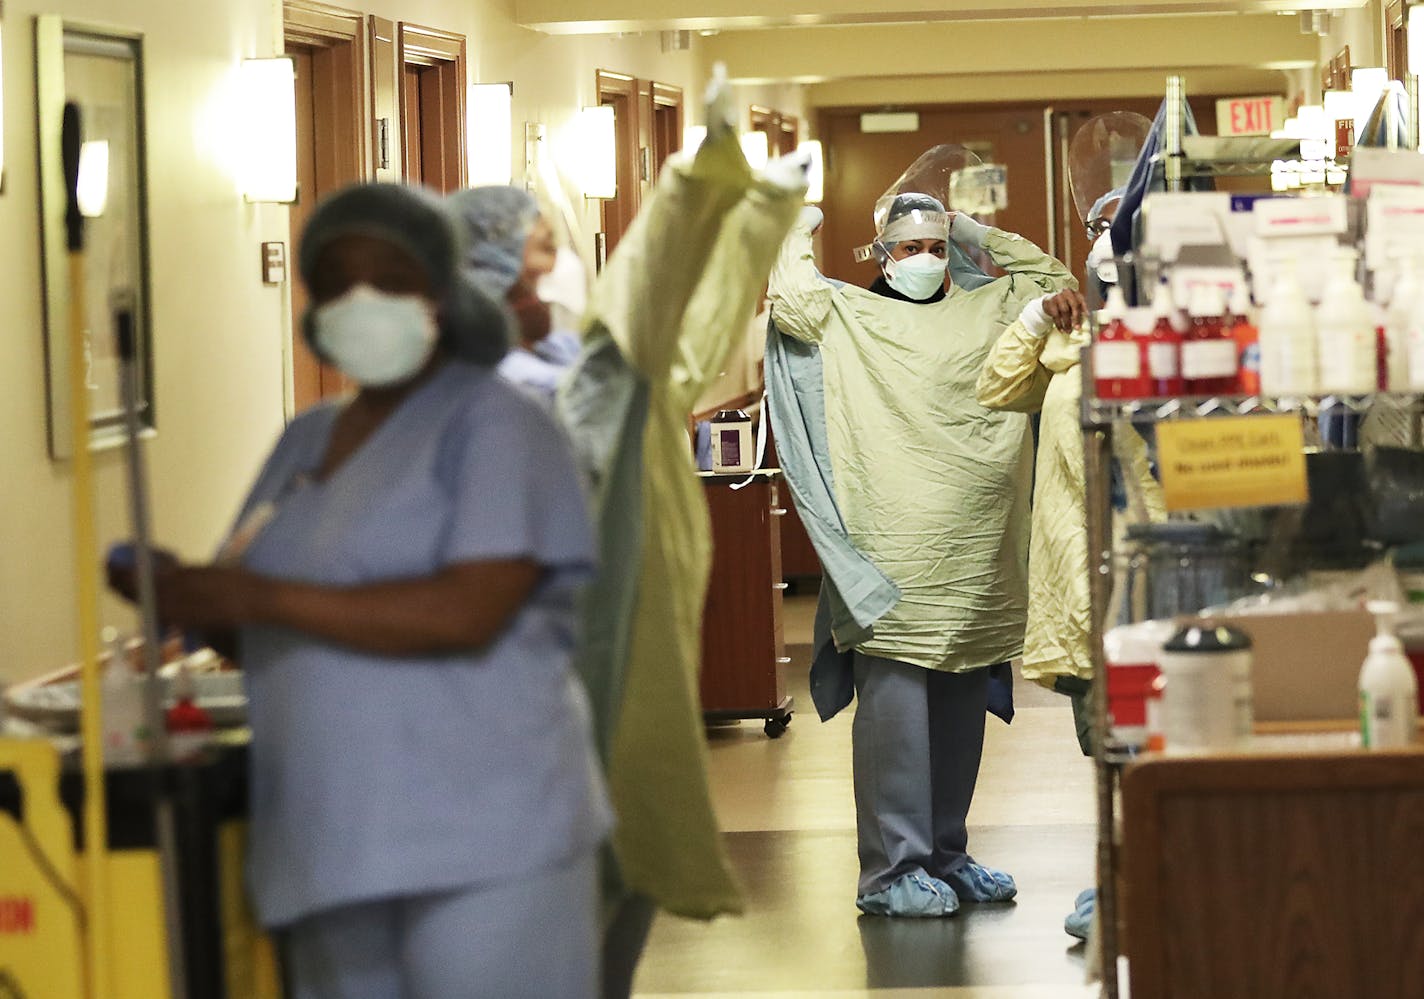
[1156, 414, 1308, 512]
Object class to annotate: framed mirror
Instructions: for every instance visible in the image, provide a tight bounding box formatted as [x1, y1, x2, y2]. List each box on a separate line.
[36, 16, 154, 458]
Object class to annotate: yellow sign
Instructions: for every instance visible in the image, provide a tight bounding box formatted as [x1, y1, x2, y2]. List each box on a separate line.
[1156, 414, 1309, 512]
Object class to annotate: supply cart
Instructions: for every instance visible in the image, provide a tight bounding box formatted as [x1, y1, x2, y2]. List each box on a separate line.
[1081, 76, 1424, 999]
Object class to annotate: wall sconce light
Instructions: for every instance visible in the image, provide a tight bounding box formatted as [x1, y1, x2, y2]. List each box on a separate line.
[76, 140, 110, 217]
[576, 105, 617, 199]
[799, 139, 824, 203]
[740, 130, 769, 170]
[468, 82, 513, 186]
[237, 57, 297, 203]
[683, 124, 707, 155]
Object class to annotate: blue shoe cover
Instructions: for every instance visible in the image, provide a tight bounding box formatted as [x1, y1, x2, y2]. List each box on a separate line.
[1065, 895, 1094, 940]
[943, 861, 1017, 902]
[856, 872, 960, 917]
[1074, 887, 1096, 911]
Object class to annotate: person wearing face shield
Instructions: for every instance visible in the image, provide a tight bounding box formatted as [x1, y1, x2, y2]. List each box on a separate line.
[977, 188, 1164, 943]
[1083, 188, 1126, 306]
[768, 173, 1074, 918]
[450, 184, 575, 406]
[108, 183, 611, 997]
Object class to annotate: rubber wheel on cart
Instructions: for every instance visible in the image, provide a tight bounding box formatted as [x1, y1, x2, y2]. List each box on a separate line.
[764, 714, 791, 739]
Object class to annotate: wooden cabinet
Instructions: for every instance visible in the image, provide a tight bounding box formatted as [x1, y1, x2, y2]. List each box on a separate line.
[1121, 747, 1424, 998]
[699, 471, 794, 737]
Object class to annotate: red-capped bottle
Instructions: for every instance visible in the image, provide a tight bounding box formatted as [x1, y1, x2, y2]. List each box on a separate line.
[1142, 281, 1184, 397]
[166, 661, 213, 761]
[1182, 284, 1238, 396]
[1093, 285, 1148, 399]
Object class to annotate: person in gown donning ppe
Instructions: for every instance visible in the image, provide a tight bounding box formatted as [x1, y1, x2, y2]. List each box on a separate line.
[557, 74, 809, 995]
[977, 111, 1164, 941]
[767, 145, 1075, 917]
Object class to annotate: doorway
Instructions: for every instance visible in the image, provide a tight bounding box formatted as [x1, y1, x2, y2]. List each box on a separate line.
[818, 96, 1221, 290]
[596, 71, 642, 258]
[398, 24, 466, 193]
[285, 1, 370, 408]
[650, 82, 685, 176]
[818, 104, 1051, 288]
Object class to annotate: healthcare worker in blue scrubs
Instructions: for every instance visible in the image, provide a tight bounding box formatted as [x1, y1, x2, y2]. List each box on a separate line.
[450, 185, 574, 406]
[110, 183, 610, 998]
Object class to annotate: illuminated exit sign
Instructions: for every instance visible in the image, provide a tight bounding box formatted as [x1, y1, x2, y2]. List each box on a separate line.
[1216, 96, 1286, 137]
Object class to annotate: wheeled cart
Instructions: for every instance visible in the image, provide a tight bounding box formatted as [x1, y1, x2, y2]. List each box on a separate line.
[699, 469, 795, 738]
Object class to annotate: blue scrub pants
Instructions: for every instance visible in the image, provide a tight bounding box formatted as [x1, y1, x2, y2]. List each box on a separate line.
[852, 653, 990, 897]
[282, 850, 598, 999]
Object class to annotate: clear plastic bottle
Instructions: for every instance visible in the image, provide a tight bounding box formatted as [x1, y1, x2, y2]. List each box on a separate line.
[1228, 284, 1260, 395]
[1093, 285, 1147, 399]
[1258, 268, 1318, 396]
[1316, 252, 1377, 394]
[1388, 261, 1422, 392]
[102, 627, 146, 766]
[1182, 284, 1237, 396]
[1141, 281, 1184, 397]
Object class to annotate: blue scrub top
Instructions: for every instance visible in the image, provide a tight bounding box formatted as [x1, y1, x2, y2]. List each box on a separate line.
[233, 361, 611, 928]
[497, 347, 567, 406]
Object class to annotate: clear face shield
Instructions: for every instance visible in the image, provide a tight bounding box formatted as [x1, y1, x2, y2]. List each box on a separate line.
[1068, 111, 1151, 238]
[1069, 112, 1151, 292]
[852, 144, 999, 265]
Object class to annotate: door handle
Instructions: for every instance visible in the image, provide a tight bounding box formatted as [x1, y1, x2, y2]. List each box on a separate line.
[771, 508, 788, 516]
[773, 582, 789, 590]
[777, 657, 792, 664]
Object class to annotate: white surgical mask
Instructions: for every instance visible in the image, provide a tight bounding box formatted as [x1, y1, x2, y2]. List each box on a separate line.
[312, 284, 439, 387]
[1087, 232, 1118, 284]
[884, 252, 948, 301]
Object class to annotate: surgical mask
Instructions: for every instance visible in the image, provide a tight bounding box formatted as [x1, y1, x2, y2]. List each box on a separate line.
[1087, 232, 1118, 284]
[312, 284, 439, 387]
[884, 252, 948, 301]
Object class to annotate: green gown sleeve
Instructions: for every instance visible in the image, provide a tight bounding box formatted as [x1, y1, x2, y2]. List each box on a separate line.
[767, 216, 833, 344]
[977, 319, 1053, 414]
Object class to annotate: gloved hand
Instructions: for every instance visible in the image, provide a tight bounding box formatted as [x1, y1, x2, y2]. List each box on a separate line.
[1020, 289, 1088, 336]
[762, 149, 812, 194]
[949, 211, 991, 248]
[797, 206, 824, 234]
[703, 62, 735, 142]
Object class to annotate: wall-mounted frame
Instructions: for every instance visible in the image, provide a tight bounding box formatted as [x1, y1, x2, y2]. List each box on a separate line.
[36, 16, 153, 458]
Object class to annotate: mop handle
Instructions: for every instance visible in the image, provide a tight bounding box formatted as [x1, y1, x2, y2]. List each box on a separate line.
[63, 101, 113, 999]
[113, 302, 169, 761]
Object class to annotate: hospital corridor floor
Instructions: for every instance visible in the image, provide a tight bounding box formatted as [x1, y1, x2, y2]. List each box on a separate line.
[631, 596, 1099, 999]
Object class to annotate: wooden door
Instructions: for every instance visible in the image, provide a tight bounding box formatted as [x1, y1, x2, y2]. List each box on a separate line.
[597, 71, 641, 256]
[651, 82, 684, 176]
[285, 1, 370, 408]
[818, 104, 1052, 287]
[398, 25, 466, 193]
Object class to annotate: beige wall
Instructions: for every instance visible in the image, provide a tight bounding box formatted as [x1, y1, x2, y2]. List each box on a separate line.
[1318, 0, 1386, 81]
[0, 0, 703, 685]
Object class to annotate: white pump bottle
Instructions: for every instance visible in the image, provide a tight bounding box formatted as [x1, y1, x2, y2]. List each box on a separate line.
[1258, 268, 1318, 396]
[1359, 601, 1419, 749]
[1316, 251, 1377, 394]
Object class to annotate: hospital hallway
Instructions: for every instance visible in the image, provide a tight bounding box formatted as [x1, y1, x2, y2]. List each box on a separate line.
[632, 596, 1100, 999]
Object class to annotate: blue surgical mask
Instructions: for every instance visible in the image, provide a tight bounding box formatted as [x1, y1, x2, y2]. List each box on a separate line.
[884, 252, 948, 301]
[312, 284, 439, 387]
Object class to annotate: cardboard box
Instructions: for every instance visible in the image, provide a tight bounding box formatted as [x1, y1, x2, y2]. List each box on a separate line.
[1218, 610, 1375, 724]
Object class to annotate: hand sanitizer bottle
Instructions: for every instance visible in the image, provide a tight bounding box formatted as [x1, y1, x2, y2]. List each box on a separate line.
[1359, 601, 1419, 749]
